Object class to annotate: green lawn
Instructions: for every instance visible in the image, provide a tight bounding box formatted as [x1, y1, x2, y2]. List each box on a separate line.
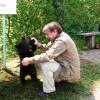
[0, 63, 100, 100]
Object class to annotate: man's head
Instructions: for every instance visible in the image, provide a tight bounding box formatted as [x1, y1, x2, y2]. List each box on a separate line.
[43, 22, 62, 41]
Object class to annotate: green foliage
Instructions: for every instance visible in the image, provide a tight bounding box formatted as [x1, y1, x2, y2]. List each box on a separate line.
[71, 35, 86, 50]
[10, 0, 100, 42]
[11, 0, 56, 43]
[0, 0, 100, 56]
[0, 17, 2, 59]
[62, 0, 99, 34]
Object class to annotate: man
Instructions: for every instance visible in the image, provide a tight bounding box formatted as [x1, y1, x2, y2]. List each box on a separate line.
[22, 22, 80, 97]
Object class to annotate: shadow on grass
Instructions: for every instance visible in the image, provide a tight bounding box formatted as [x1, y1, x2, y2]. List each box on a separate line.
[0, 78, 95, 100]
[55, 81, 95, 100]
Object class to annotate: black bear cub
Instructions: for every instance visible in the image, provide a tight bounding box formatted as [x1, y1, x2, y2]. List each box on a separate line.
[15, 37, 37, 84]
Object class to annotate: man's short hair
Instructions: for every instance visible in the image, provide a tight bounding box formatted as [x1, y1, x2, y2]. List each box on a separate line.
[43, 22, 62, 34]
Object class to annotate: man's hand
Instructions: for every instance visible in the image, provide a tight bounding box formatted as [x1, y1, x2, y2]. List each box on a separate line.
[22, 57, 32, 66]
[31, 37, 42, 48]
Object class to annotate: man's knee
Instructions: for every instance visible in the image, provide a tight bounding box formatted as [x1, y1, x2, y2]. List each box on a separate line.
[39, 62, 50, 72]
[39, 61, 60, 73]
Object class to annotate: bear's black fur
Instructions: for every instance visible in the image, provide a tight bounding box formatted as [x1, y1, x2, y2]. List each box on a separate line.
[15, 37, 37, 84]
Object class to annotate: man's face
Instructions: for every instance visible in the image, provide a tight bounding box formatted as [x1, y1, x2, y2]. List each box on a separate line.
[44, 30, 58, 41]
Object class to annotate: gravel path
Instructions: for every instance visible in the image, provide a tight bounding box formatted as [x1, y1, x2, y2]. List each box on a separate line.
[80, 49, 100, 64]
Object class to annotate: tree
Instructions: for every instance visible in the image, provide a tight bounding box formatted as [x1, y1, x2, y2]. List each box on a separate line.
[62, 0, 100, 34]
[11, 0, 56, 43]
[1, 0, 100, 56]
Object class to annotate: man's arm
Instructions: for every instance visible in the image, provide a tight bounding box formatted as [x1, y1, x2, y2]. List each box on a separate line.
[22, 40, 67, 66]
[30, 40, 67, 63]
[37, 43, 48, 51]
[32, 37, 49, 51]
[38, 41, 52, 51]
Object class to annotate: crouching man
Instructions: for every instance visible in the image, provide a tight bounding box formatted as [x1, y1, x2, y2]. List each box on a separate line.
[22, 22, 80, 97]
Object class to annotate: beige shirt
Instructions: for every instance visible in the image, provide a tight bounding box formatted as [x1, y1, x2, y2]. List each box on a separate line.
[32, 32, 80, 82]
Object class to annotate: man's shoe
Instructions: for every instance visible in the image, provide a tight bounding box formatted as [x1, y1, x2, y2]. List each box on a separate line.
[38, 91, 56, 97]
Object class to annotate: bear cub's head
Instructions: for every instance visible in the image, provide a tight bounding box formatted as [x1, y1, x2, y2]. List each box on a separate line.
[15, 37, 37, 59]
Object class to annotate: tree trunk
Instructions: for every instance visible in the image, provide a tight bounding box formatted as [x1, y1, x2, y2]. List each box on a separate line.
[52, 0, 64, 28]
[7, 16, 13, 45]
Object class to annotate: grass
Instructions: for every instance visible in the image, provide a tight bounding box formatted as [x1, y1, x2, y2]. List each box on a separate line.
[0, 62, 100, 100]
[72, 35, 87, 51]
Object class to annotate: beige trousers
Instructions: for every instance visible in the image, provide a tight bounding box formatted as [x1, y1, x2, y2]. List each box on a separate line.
[36, 60, 60, 93]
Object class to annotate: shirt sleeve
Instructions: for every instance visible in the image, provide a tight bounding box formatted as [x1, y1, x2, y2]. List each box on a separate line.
[31, 40, 67, 63]
[38, 42, 52, 51]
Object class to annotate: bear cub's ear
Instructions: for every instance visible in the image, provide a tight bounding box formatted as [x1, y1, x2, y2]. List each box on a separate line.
[30, 39, 35, 44]
[15, 36, 26, 48]
[22, 37, 26, 40]
[15, 44, 18, 48]
[30, 38, 37, 51]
